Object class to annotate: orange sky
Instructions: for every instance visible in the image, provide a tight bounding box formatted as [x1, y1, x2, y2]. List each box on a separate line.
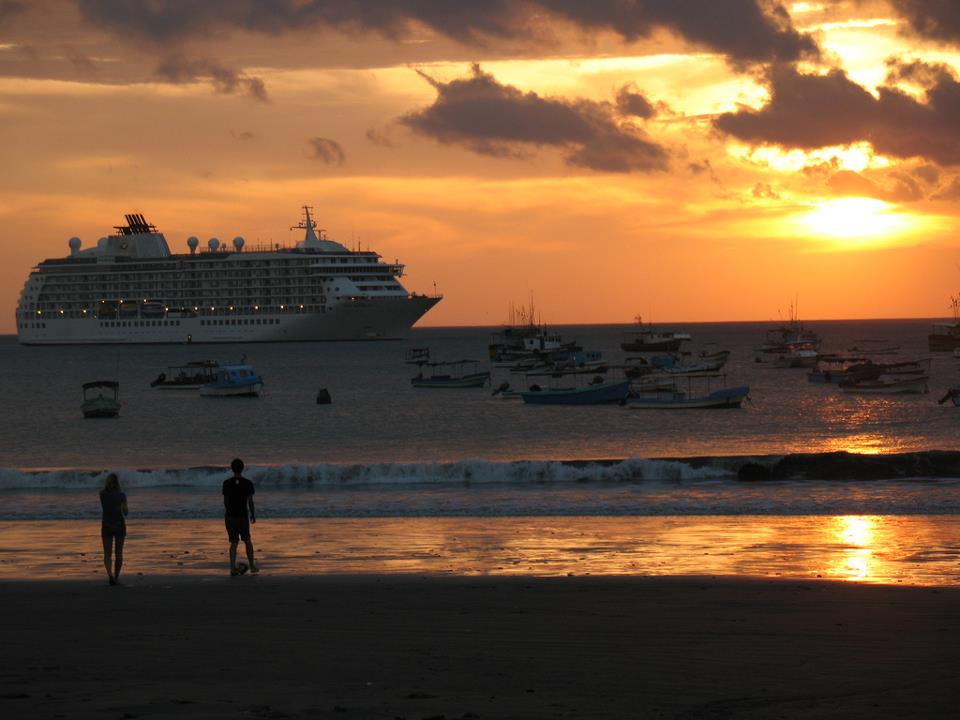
[1, 0, 960, 332]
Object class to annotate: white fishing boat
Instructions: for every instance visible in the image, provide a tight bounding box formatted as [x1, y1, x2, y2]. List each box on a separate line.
[755, 302, 820, 363]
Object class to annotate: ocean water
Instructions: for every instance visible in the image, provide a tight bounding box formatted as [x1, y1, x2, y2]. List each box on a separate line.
[3, 319, 960, 583]
[1, 318, 958, 521]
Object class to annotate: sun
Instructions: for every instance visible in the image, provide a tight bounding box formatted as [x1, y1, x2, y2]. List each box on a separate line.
[798, 197, 912, 244]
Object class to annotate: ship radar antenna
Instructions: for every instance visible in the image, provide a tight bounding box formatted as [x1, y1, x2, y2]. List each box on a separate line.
[293, 204, 328, 246]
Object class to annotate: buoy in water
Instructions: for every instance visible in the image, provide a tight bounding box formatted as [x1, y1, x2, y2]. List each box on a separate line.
[316, 388, 332, 404]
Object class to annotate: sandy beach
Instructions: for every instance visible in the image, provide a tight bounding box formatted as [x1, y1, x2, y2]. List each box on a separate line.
[1, 574, 958, 719]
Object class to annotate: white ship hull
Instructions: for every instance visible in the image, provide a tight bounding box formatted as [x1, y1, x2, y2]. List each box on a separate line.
[19, 295, 439, 345]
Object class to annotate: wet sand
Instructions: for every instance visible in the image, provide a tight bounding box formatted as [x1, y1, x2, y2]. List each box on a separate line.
[2, 515, 960, 584]
[1, 575, 958, 719]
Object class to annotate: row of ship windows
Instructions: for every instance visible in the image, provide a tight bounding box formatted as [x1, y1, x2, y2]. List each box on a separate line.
[100, 320, 183, 327]
[199, 318, 289, 326]
[41, 266, 388, 281]
[19, 323, 46, 329]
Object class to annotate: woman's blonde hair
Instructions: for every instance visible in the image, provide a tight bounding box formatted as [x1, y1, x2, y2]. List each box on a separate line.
[103, 473, 120, 492]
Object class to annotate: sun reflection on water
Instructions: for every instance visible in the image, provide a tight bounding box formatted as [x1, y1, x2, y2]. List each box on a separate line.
[828, 515, 877, 582]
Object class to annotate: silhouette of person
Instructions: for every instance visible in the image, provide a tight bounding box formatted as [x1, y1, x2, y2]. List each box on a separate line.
[99, 473, 127, 586]
[223, 458, 257, 576]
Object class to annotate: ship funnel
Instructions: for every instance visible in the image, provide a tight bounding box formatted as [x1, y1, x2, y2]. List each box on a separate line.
[232, 236, 245, 251]
[208, 237, 220, 252]
[68, 237, 81, 256]
[187, 236, 199, 255]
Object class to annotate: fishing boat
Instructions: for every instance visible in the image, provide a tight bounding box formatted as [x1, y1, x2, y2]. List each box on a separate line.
[848, 340, 900, 356]
[840, 376, 929, 394]
[807, 356, 880, 384]
[407, 348, 490, 388]
[755, 302, 820, 363]
[620, 315, 691, 352]
[520, 369, 630, 405]
[198, 362, 264, 397]
[771, 348, 819, 369]
[150, 360, 219, 389]
[929, 323, 960, 351]
[625, 373, 749, 409]
[879, 359, 932, 375]
[488, 300, 580, 363]
[652, 350, 730, 374]
[81, 380, 120, 418]
[929, 297, 960, 351]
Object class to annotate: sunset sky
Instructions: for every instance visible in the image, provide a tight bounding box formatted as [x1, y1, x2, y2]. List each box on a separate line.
[2, 0, 960, 331]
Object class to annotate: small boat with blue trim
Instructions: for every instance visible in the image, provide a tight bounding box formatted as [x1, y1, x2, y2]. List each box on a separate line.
[520, 369, 630, 405]
[199, 362, 264, 397]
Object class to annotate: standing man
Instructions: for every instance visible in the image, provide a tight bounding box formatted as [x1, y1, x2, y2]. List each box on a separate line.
[223, 458, 258, 576]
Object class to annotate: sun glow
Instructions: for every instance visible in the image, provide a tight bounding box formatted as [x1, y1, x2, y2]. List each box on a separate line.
[731, 142, 888, 173]
[798, 197, 912, 243]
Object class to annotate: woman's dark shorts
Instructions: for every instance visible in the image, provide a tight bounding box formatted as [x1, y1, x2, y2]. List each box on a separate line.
[101, 522, 126, 540]
[225, 515, 251, 543]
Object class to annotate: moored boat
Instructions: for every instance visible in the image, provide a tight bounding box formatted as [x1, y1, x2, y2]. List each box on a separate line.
[407, 348, 490, 388]
[840, 376, 929, 394]
[199, 363, 264, 397]
[520, 369, 630, 405]
[626, 385, 750, 409]
[625, 373, 749, 409]
[806, 356, 879, 384]
[620, 315, 690, 353]
[81, 380, 120, 417]
[151, 360, 219, 389]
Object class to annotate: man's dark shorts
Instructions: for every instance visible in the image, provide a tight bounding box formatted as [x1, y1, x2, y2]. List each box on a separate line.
[225, 515, 251, 543]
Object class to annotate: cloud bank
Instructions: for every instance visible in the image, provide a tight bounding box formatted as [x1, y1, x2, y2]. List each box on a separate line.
[74, 0, 817, 66]
[400, 65, 669, 173]
[714, 61, 960, 166]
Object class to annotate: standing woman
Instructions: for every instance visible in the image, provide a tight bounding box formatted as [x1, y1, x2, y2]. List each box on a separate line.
[100, 473, 128, 585]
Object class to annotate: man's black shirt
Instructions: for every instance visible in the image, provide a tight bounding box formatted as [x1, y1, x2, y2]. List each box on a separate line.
[223, 476, 255, 518]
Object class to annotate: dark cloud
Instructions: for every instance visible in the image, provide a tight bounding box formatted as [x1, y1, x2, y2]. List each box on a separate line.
[542, 0, 818, 66]
[714, 61, 960, 166]
[74, 0, 816, 66]
[616, 84, 655, 119]
[399, 64, 669, 173]
[231, 130, 256, 141]
[892, 0, 960, 44]
[155, 57, 269, 102]
[307, 137, 346, 165]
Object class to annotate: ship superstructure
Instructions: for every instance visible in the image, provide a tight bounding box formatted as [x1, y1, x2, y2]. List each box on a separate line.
[16, 207, 441, 344]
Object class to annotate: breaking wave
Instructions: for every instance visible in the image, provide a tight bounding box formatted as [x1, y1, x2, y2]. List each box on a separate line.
[0, 457, 736, 491]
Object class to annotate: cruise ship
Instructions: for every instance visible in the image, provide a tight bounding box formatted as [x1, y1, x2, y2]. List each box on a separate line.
[16, 207, 441, 344]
